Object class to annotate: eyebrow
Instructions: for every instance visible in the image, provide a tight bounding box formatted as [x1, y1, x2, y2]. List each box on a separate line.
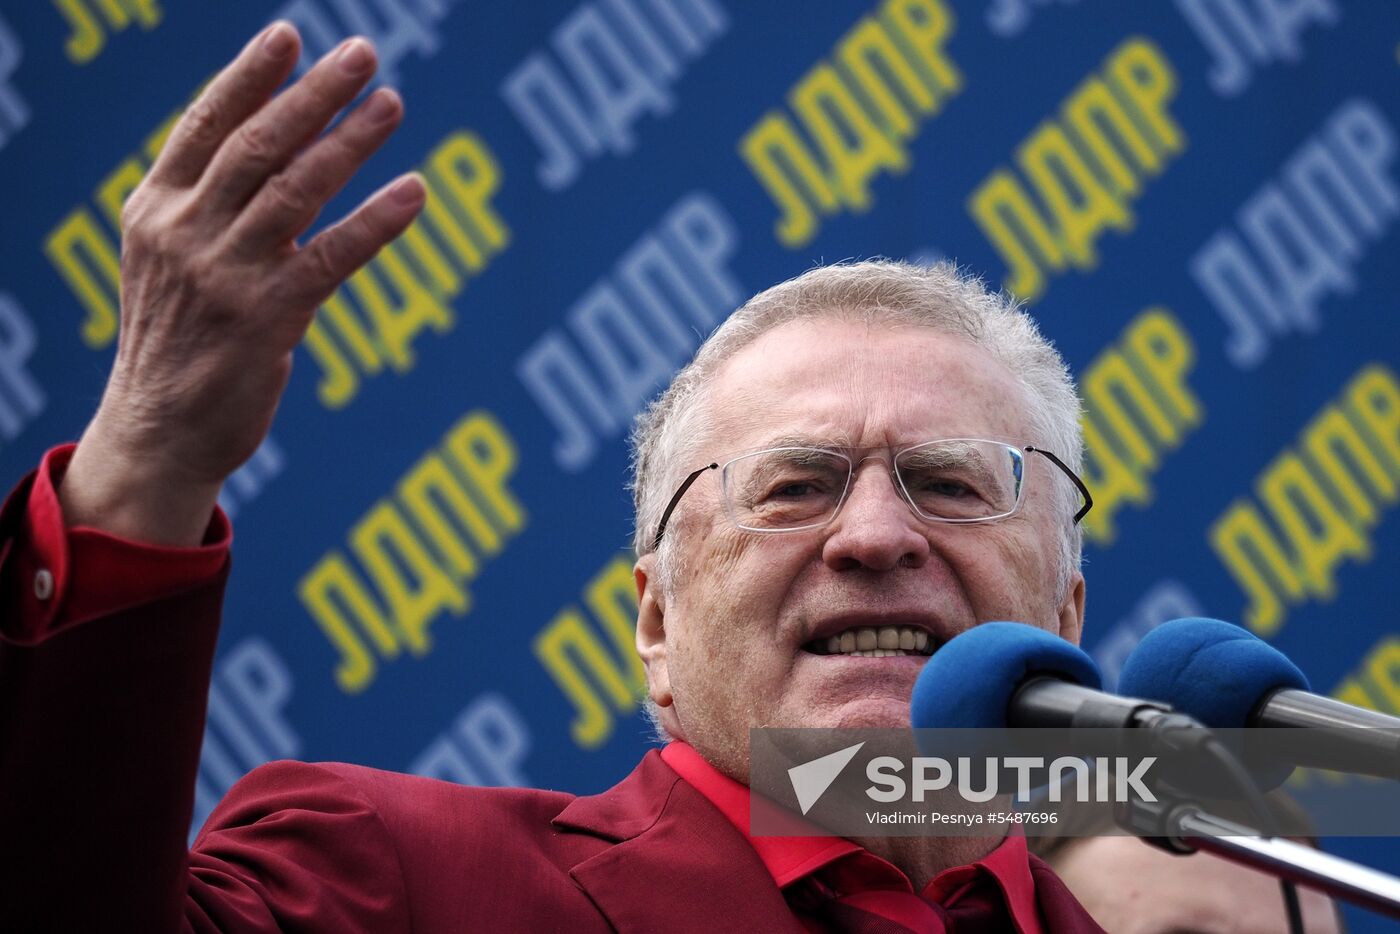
[753, 433, 858, 451]
[747, 436, 1006, 458]
[898, 443, 986, 469]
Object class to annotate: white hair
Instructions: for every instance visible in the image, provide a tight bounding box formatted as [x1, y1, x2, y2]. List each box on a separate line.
[628, 259, 1085, 740]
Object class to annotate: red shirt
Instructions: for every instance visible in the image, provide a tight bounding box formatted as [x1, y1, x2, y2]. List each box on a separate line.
[1, 444, 229, 643]
[662, 741, 1046, 933]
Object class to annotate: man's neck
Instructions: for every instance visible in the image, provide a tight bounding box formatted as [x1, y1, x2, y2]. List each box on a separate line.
[851, 832, 1005, 891]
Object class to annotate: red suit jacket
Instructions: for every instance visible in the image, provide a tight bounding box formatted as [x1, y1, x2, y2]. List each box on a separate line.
[0, 466, 1102, 932]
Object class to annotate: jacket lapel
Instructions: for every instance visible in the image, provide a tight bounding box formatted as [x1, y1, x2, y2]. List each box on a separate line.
[554, 751, 804, 934]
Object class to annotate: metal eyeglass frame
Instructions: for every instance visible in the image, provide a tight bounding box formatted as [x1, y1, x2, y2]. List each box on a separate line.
[649, 442, 1093, 550]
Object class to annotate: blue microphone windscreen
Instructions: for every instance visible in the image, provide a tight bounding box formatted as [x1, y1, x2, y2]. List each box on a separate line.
[1118, 618, 1310, 728]
[910, 622, 1101, 730]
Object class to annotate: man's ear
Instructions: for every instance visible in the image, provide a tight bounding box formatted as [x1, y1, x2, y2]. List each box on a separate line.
[1057, 570, 1086, 645]
[634, 553, 672, 710]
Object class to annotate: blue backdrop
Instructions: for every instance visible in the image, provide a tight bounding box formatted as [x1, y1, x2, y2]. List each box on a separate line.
[2, 0, 1397, 928]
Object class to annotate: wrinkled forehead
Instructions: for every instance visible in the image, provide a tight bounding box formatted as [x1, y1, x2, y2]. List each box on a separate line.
[697, 318, 1036, 456]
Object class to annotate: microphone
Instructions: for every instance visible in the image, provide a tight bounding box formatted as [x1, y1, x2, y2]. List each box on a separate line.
[1118, 618, 1400, 781]
[908, 623, 1278, 815]
[909, 621, 1205, 736]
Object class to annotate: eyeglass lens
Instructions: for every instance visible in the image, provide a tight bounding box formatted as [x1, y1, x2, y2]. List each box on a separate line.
[720, 440, 1026, 531]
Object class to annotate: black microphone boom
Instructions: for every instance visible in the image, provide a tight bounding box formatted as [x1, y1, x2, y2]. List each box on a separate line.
[1251, 688, 1400, 781]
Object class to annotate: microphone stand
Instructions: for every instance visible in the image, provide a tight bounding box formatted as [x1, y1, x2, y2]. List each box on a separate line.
[1119, 796, 1400, 921]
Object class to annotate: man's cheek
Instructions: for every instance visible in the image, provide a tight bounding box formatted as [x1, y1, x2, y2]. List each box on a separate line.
[973, 524, 1044, 573]
[699, 530, 750, 579]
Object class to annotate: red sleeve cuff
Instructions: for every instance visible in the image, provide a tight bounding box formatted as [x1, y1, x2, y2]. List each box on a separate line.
[0, 443, 231, 645]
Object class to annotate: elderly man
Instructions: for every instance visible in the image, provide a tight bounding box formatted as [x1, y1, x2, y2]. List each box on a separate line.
[0, 25, 1102, 933]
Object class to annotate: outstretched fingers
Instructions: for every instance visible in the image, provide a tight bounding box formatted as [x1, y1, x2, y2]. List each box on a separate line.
[232, 87, 405, 252]
[287, 173, 426, 305]
[147, 21, 301, 191]
[197, 36, 379, 218]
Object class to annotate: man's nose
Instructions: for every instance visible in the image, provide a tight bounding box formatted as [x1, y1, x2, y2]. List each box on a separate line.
[820, 462, 931, 572]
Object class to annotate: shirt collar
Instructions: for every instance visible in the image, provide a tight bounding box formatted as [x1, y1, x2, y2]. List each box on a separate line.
[660, 741, 1045, 934]
[661, 740, 859, 887]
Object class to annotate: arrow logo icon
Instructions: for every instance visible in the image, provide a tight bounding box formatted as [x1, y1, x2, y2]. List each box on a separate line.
[787, 742, 865, 815]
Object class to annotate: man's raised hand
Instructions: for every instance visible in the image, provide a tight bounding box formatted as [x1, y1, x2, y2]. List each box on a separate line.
[61, 22, 424, 546]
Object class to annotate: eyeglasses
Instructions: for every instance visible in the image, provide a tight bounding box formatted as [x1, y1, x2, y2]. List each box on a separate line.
[650, 439, 1092, 549]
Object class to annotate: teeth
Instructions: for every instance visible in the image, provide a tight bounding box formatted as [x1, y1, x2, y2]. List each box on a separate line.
[810, 625, 935, 658]
[844, 649, 913, 658]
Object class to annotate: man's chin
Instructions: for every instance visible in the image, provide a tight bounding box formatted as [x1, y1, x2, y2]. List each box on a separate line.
[785, 697, 912, 731]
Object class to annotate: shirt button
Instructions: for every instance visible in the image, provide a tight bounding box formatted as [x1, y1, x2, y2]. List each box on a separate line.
[33, 568, 54, 601]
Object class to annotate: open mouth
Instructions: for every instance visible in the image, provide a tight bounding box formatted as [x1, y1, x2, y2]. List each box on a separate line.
[803, 625, 938, 658]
